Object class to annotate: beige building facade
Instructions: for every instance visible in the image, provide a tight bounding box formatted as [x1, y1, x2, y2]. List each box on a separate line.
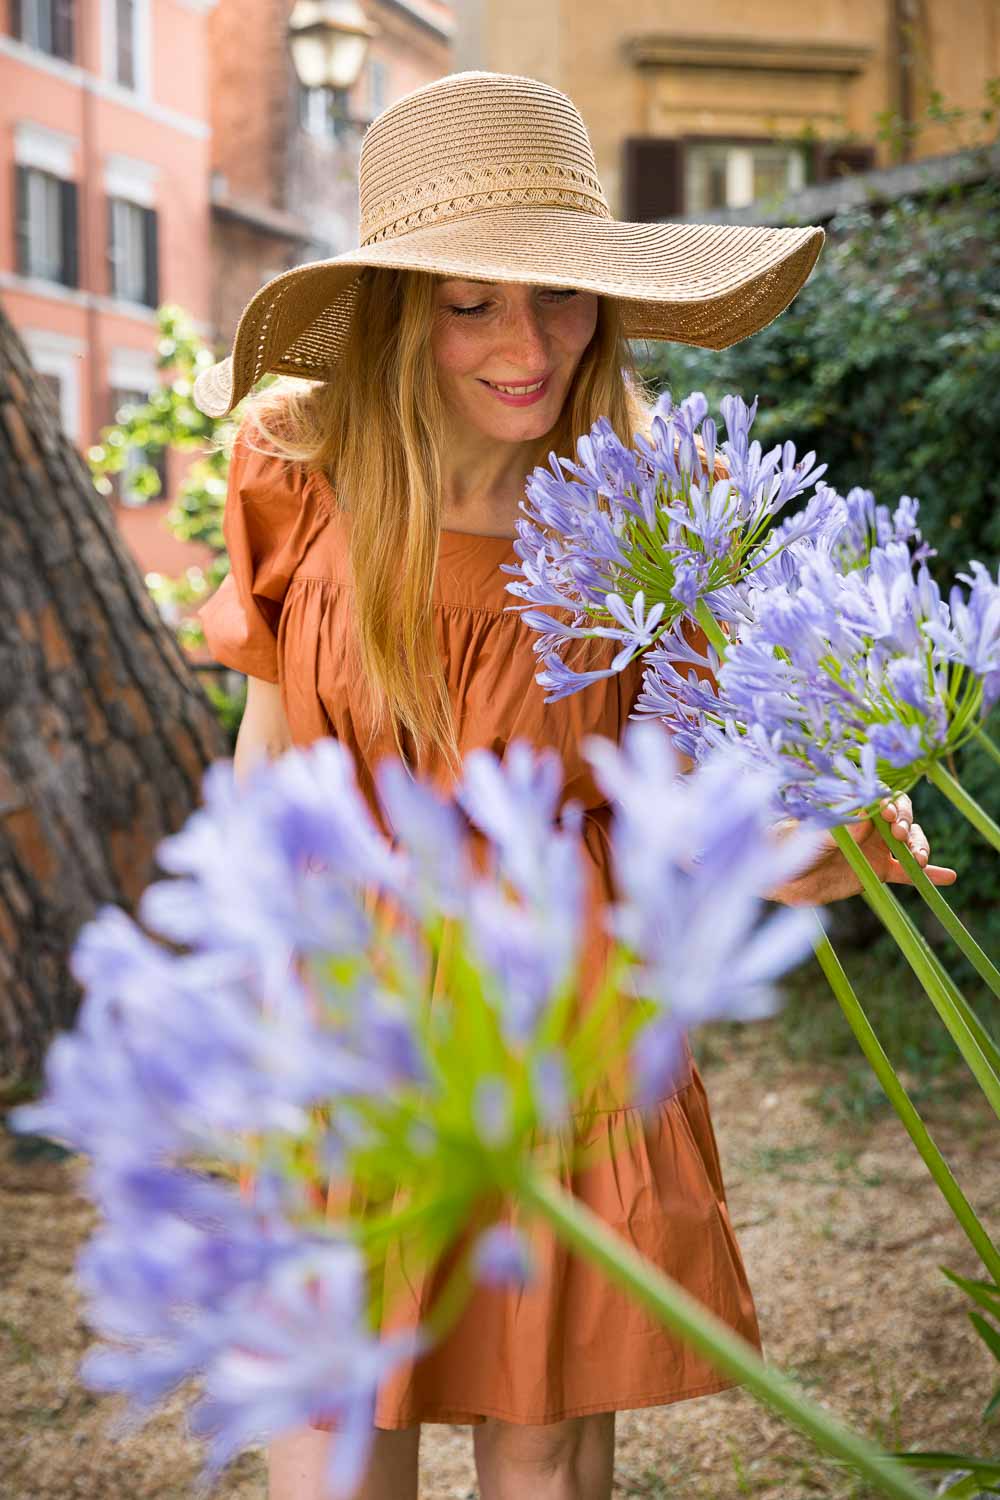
[455, 1, 999, 219]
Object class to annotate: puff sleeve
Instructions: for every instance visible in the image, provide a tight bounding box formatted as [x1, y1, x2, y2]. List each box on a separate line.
[197, 420, 332, 683]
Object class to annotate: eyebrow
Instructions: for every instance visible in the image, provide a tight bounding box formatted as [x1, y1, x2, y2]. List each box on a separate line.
[436, 276, 497, 288]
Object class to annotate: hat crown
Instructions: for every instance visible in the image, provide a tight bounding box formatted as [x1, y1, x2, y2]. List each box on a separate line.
[357, 71, 612, 247]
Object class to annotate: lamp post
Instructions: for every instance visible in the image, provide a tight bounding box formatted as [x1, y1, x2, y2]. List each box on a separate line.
[286, 0, 376, 249]
[288, 0, 377, 116]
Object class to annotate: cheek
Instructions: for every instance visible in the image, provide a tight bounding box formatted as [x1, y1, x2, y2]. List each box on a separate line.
[431, 317, 487, 382]
[555, 294, 600, 356]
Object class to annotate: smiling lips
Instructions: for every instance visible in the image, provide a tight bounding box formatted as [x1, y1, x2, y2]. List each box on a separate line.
[479, 374, 551, 407]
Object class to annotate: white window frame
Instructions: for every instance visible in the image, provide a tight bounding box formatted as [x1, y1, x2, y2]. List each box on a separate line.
[685, 140, 808, 213]
[102, 0, 152, 97]
[22, 328, 84, 442]
[14, 119, 77, 177]
[108, 348, 160, 506]
[367, 57, 388, 117]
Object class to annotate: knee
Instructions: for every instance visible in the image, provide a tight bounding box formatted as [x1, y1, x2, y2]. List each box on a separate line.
[476, 1414, 607, 1476]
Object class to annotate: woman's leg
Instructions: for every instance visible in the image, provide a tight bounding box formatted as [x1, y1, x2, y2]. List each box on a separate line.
[473, 1412, 615, 1500]
[268, 1423, 420, 1500]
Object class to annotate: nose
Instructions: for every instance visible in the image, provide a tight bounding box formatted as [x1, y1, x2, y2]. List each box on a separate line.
[498, 295, 551, 375]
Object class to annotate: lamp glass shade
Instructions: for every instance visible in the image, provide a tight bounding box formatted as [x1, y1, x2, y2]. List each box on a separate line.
[288, 0, 373, 91]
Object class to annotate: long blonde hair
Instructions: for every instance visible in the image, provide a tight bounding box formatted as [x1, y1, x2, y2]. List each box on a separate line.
[238, 267, 651, 772]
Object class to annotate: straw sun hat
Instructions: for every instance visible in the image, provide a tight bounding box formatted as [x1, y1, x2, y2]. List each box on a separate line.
[193, 70, 825, 419]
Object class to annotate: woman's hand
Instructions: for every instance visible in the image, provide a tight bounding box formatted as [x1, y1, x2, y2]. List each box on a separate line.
[769, 793, 958, 907]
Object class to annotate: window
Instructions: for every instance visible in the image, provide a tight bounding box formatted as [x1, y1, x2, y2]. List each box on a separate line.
[39, 370, 62, 408]
[298, 82, 354, 144]
[14, 165, 79, 287]
[109, 386, 167, 506]
[10, 0, 75, 61]
[367, 58, 387, 118]
[623, 137, 810, 220]
[685, 142, 808, 214]
[113, 0, 135, 87]
[107, 196, 159, 307]
[23, 330, 84, 441]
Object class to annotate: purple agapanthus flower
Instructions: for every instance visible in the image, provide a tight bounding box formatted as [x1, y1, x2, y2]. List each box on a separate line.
[584, 720, 822, 1104]
[922, 561, 1000, 707]
[8, 722, 839, 1492]
[502, 390, 832, 702]
[634, 534, 992, 824]
[473, 1225, 536, 1288]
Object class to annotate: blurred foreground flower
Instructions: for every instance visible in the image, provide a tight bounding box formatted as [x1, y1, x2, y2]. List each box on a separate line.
[12, 725, 822, 1496]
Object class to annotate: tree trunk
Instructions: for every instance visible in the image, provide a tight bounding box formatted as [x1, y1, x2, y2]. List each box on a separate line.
[0, 310, 229, 1083]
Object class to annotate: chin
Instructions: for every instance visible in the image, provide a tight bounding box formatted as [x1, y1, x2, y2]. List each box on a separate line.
[474, 399, 565, 444]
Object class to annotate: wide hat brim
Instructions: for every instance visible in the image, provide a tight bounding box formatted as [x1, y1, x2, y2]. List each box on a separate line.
[193, 206, 824, 419]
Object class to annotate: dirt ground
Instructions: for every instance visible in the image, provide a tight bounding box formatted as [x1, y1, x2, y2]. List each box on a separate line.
[2, 1017, 997, 1500]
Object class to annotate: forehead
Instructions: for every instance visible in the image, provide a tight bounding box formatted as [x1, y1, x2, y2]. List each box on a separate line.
[436, 276, 527, 290]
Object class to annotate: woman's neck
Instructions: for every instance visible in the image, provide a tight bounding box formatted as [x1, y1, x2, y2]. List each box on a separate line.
[438, 424, 541, 535]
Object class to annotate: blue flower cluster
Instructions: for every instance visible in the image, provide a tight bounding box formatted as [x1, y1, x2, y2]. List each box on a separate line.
[503, 391, 827, 700]
[505, 390, 999, 825]
[638, 522, 1000, 824]
[12, 724, 820, 1494]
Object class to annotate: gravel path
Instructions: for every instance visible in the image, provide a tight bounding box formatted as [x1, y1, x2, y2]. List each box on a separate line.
[2, 1018, 996, 1499]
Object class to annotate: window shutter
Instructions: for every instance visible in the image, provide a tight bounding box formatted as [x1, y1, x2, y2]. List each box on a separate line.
[53, 0, 75, 61]
[811, 143, 876, 184]
[59, 177, 79, 287]
[14, 164, 30, 274]
[107, 196, 118, 295]
[142, 206, 159, 308]
[152, 444, 168, 497]
[622, 137, 684, 222]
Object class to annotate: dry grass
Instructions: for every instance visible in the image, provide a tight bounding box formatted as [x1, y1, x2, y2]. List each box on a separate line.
[2, 1018, 997, 1499]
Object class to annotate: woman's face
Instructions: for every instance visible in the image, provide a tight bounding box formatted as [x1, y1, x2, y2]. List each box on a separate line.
[430, 278, 599, 445]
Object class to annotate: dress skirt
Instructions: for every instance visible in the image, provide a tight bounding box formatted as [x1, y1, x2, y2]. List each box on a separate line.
[202, 427, 765, 1431]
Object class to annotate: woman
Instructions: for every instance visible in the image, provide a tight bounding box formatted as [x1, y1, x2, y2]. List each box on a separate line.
[195, 71, 953, 1500]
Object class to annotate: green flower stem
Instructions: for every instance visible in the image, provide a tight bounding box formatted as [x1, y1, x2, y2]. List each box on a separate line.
[809, 917, 1000, 1286]
[693, 596, 731, 659]
[517, 1169, 933, 1500]
[873, 820, 1000, 1007]
[926, 761, 1000, 854]
[970, 723, 1000, 770]
[830, 826, 1000, 1124]
[888, 882, 1000, 1085]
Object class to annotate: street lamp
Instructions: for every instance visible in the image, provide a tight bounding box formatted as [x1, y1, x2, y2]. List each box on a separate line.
[287, 0, 376, 92]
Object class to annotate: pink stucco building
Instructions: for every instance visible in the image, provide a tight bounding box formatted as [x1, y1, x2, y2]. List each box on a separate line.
[2, 1, 452, 662]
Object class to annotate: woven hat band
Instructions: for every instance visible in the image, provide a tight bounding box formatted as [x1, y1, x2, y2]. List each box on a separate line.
[360, 165, 612, 246]
[357, 71, 611, 246]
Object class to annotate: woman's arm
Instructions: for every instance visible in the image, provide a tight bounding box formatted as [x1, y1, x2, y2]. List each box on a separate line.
[233, 675, 293, 786]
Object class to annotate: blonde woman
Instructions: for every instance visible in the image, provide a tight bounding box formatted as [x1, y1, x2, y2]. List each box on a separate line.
[196, 72, 948, 1500]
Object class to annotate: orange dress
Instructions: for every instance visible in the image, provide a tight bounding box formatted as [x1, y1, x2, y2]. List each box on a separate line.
[197, 426, 764, 1429]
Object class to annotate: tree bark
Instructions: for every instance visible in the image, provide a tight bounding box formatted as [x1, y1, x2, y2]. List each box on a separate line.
[0, 310, 229, 1083]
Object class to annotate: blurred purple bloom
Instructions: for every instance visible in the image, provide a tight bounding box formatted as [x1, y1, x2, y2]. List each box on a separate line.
[472, 1076, 513, 1147]
[532, 1051, 570, 1128]
[584, 721, 822, 1105]
[374, 759, 471, 918]
[473, 1225, 536, 1288]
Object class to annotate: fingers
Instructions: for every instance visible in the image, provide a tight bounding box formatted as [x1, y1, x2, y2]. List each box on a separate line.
[885, 860, 958, 887]
[906, 821, 930, 867]
[880, 793, 913, 843]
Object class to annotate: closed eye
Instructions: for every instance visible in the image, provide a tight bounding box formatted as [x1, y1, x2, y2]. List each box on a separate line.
[448, 289, 579, 318]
